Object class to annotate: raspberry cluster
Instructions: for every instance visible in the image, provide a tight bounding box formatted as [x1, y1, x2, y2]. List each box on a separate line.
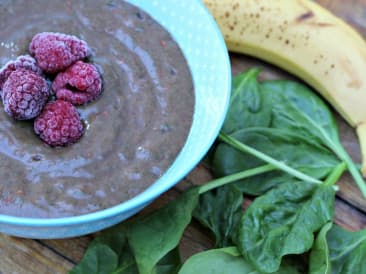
[0, 32, 103, 147]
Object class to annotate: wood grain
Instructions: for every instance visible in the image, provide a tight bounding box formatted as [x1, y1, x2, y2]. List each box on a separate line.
[39, 237, 92, 264]
[0, 234, 73, 273]
[318, 0, 366, 36]
[1, 1, 366, 273]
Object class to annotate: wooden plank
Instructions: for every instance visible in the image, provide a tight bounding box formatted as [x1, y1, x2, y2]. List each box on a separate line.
[317, 0, 366, 37]
[39, 236, 92, 264]
[179, 221, 214, 261]
[179, 163, 214, 191]
[334, 115, 366, 212]
[0, 234, 73, 274]
[334, 198, 366, 231]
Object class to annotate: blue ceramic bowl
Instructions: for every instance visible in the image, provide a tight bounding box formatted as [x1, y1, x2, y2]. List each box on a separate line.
[0, 0, 231, 239]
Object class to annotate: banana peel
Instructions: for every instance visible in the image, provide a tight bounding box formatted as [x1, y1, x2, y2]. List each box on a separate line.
[203, 0, 366, 179]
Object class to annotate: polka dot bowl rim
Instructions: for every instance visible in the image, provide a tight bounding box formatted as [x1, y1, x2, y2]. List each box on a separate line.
[0, 0, 231, 238]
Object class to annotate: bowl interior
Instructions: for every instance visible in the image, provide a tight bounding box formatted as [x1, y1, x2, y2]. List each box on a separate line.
[0, 0, 231, 238]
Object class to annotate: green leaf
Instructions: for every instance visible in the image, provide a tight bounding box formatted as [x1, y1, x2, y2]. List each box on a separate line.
[236, 181, 335, 273]
[178, 247, 251, 274]
[69, 244, 121, 274]
[310, 223, 366, 274]
[91, 225, 137, 269]
[178, 247, 301, 274]
[327, 225, 366, 274]
[127, 188, 199, 274]
[309, 222, 333, 274]
[219, 69, 366, 197]
[263, 79, 366, 197]
[213, 128, 340, 195]
[156, 247, 181, 274]
[69, 225, 139, 274]
[334, 241, 366, 274]
[263, 80, 340, 147]
[193, 185, 243, 247]
[222, 69, 271, 134]
[70, 189, 199, 274]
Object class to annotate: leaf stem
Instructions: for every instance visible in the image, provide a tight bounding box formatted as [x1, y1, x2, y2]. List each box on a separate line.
[324, 162, 347, 187]
[218, 132, 323, 185]
[198, 164, 276, 194]
[286, 101, 366, 197]
[335, 146, 366, 198]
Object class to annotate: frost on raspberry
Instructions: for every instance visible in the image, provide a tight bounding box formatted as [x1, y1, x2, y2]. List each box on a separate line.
[34, 100, 84, 147]
[0, 55, 42, 92]
[29, 32, 91, 74]
[52, 61, 102, 105]
[2, 69, 50, 120]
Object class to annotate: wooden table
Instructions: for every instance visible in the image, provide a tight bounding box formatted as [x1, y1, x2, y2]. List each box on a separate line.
[1, 1, 366, 273]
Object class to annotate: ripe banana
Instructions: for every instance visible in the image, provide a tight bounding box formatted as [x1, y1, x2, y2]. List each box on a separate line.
[203, 0, 366, 177]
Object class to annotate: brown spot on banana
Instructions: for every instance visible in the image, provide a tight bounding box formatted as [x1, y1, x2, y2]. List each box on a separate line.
[308, 22, 334, 27]
[340, 58, 362, 89]
[295, 11, 334, 27]
[296, 11, 314, 22]
[295, 0, 334, 27]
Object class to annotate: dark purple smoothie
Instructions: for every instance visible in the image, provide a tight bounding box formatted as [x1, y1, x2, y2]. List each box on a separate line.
[0, 0, 194, 217]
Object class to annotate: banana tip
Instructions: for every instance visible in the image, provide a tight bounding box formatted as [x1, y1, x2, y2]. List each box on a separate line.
[356, 123, 366, 177]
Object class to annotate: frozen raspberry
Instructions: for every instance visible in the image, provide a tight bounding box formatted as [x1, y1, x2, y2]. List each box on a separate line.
[29, 32, 90, 73]
[52, 61, 102, 105]
[2, 69, 50, 120]
[34, 100, 84, 146]
[0, 55, 42, 92]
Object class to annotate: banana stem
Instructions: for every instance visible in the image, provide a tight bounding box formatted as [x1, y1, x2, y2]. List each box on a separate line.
[357, 124, 366, 177]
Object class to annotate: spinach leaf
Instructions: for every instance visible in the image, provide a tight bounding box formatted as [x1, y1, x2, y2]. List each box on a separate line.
[309, 222, 333, 274]
[262, 80, 340, 147]
[193, 185, 243, 247]
[310, 223, 366, 274]
[223, 70, 340, 147]
[236, 180, 335, 273]
[70, 188, 199, 274]
[262, 79, 366, 197]
[220, 69, 366, 197]
[327, 225, 366, 274]
[156, 247, 181, 274]
[69, 244, 122, 274]
[127, 188, 199, 274]
[222, 68, 271, 134]
[90, 224, 136, 270]
[70, 233, 183, 274]
[178, 247, 300, 274]
[69, 225, 138, 274]
[178, 247, 251, 274]
[213, 128, 340, 195]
